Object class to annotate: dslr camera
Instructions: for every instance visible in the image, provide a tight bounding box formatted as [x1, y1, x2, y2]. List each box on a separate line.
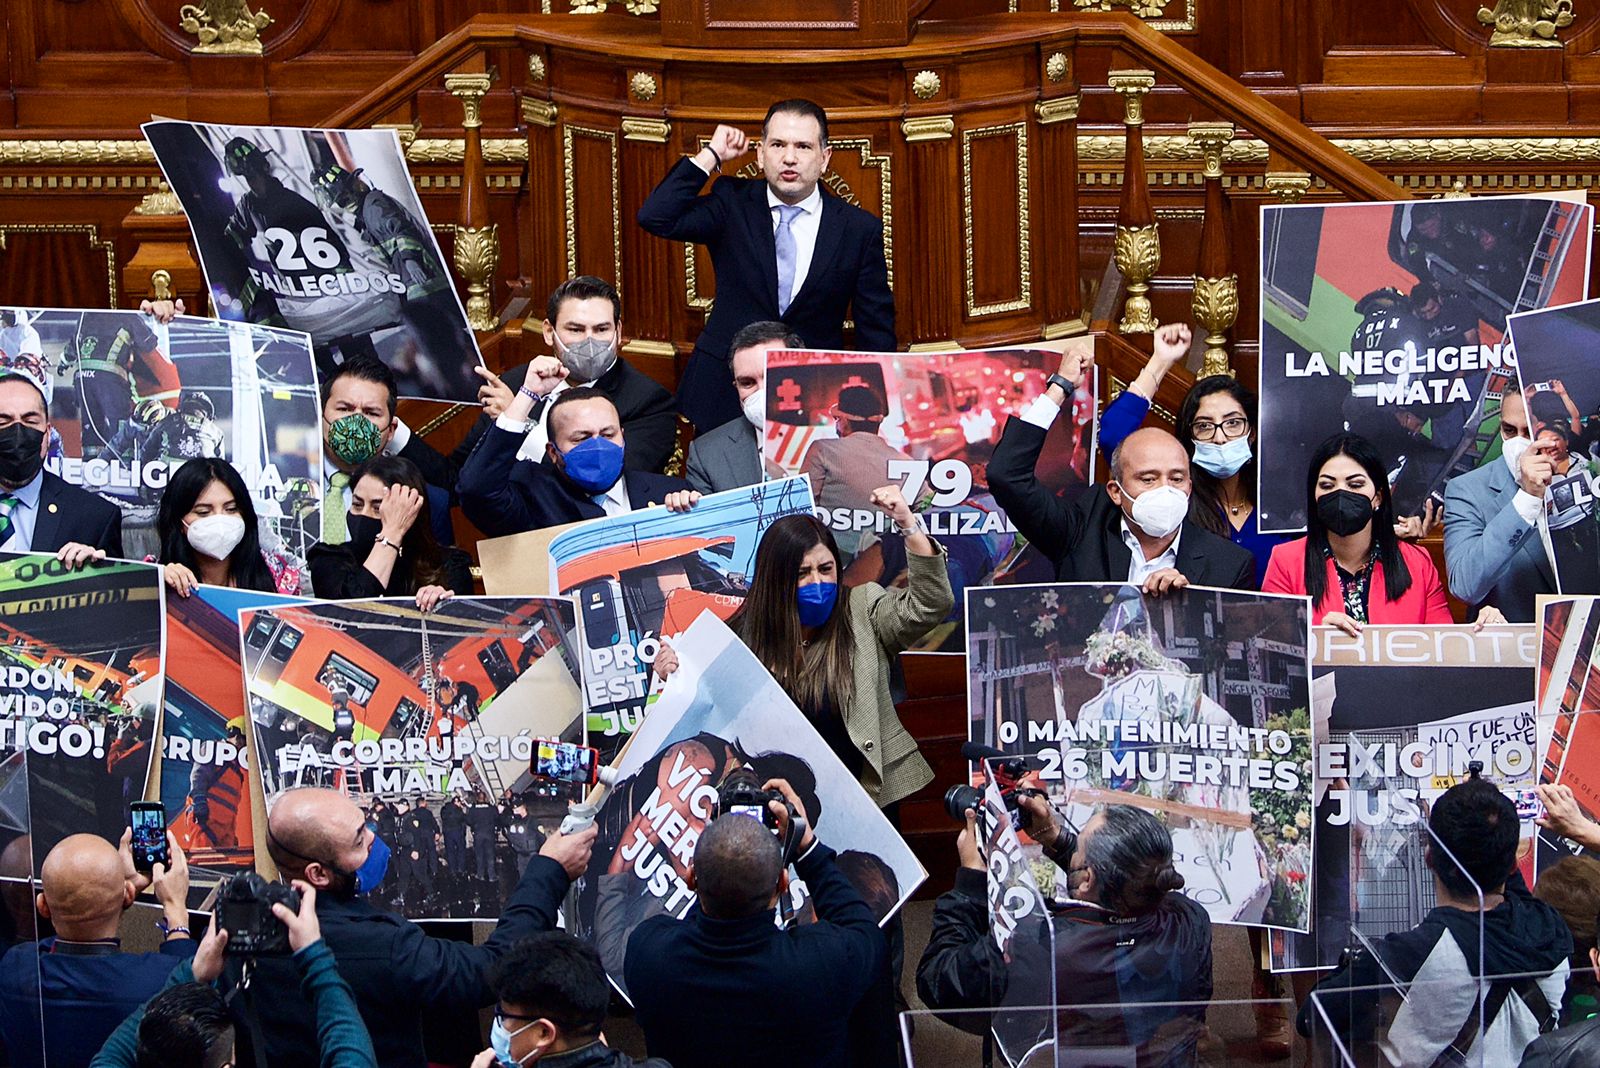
[712, 767, 805, 865]
[945, 747, 1047, 832]
[218, 872, 300, 956]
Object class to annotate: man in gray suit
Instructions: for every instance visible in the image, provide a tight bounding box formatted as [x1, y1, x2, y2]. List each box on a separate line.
[684, 321, 800, 494]
[1443, 384, 1558, 621]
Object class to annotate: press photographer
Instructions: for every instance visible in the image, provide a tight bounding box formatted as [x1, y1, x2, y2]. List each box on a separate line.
[916, 792, 1213, 1065]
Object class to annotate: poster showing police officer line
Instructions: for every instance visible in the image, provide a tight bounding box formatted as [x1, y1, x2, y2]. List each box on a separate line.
[0, 555, 163, 876]
[1269, 625, 1540, 973]
[239, 596, 582, 921]
[1506, 301, 1600, 594]
[763, 348, 1094, 653]
[1256, 196, 1593, 532]
[142, 121, 483, 403]
[575, 611, 925, 1003]
[0, 308, 322, 568]
[966, 582, 1315, 931]
[542, 476, 813, 764]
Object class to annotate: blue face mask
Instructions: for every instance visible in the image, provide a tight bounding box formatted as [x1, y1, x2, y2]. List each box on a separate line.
[351, 832, 390, 895]
[1191, 436, 1252, 479]
[557, 436, 624, 495]
[490, 1016, 538, 1066]
[796, 581, 838, 627]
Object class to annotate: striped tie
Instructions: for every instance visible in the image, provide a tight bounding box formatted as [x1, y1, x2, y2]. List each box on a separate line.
[323, 472, 350, 543]
[0, 494, 16, 547]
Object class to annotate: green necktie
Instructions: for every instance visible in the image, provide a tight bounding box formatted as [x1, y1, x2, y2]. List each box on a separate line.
[323, 471, 350, 544]
[0, 494, 16, 547]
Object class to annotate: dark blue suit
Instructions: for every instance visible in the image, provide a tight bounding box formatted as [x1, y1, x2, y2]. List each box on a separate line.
[459, 425, 690, 537]
[637, 157, 895, 432]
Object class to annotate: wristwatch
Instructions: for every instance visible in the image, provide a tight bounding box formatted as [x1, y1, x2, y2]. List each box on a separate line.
[1046, 373, 1075, 396]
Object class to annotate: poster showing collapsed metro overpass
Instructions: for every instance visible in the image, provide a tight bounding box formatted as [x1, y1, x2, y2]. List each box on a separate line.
[1257, 197, 1592, 532]
[764, 348, 1095, 653]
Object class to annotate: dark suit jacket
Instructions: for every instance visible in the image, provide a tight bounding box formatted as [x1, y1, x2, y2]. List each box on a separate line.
[990, 416, 1257, 590]
[401, 356, 678, 488]
[32, 472, 123, 557]
[637, 156, 895, 431]
[459, 425, 690, 537]
[684, 415, 762, 494]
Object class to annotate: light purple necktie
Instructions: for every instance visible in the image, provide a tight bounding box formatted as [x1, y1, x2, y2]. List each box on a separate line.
[774, 204, 804, 314]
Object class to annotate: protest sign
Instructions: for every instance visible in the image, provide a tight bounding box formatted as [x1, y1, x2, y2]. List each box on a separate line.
[0, 554, 163, 873]
[966, 582, 1314, 930]
[158, 585, 303, 887]
[0, 308, 321, 568]
[1257, 197, 1592, 531]
[143, 121, 482, 403]
[241, 596, 582, 920]
[764, 347, 1094, 652]
[1269, 624, 1539, 972]
[1533, 597, 1600, 873]
[1507, 300, 1600, 593]
[574, 611, 926, 1001]
[546, 476, 813, 760]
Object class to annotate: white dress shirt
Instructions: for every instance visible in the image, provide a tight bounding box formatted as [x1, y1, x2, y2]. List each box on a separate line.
[597, 476, 633, 518]
[1121, 519, 1182, 586]
[493, 380, 572, 462]
[768, 184, 823, 299]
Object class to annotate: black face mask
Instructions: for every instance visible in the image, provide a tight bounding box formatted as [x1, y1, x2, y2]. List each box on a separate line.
[1316, 490, 1374, 537]
[346, 514, 382, 560]
[0, 424, 45, 487]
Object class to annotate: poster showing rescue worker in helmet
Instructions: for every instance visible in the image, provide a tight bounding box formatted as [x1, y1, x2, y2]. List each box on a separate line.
[142, 121, 484, 403]
[0, 308, 322, 569]
[1256, 197, 1593, 532]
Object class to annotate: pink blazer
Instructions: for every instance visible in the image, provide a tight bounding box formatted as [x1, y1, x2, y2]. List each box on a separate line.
[1261, 537, 1453, 625]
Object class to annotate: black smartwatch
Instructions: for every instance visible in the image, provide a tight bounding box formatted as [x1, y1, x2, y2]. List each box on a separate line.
[1046, 373, 1075, 396]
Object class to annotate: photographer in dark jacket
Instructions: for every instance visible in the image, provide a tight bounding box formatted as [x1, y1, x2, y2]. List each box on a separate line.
[243, 786, 596, 1068]
[917, 796, 1213, 1067]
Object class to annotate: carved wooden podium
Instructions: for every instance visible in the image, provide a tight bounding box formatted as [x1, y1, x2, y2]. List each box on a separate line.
[660, 0, 933, 48]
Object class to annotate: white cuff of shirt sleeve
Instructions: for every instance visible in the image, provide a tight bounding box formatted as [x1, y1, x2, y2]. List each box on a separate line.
[689, 152, 714, 176]
[1512, 489, 1544, 525]
[386, 419, 412, 454]
[496, 413, 534, 435]
[1021, 394, 1063, 430]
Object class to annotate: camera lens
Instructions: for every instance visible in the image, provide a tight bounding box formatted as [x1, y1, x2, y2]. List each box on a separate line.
[944, 784, 984, 823]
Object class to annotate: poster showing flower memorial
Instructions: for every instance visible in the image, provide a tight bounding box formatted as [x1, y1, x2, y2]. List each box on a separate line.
[966, 583, 1314, 930]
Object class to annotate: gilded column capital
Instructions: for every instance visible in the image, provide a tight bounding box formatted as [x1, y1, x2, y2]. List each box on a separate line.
[445, 73, 495, 129]
[1108, 69, 1156, 126]
[1186, 122, 1235, 179]
[1035, 97, 1081, 126]
[1265, 171, 1312, 203]
[901, 116, 955, 143]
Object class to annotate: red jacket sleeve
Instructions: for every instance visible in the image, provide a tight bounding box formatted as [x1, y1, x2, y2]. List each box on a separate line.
[1261, 539, 1305, 597]
[1415, 545, 1455, 623]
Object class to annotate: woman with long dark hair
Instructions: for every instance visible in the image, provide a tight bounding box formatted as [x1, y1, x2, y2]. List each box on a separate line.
[307, 455, 472, 608]
[1263, 432, 1450, 635]
[156, 457, 298, 595]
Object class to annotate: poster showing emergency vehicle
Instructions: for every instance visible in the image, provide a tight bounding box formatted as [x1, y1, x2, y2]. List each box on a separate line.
[763, 349, 1094, 653]
[239, 596, 581, 920]
[546, 476, 813, 763]
[142, 121, 483, 403]
[1256, 197, 1593, 532]
[0, 555, 163, 875]
[159, 585, 303, 890]
[0, 308, 322, 569]
[966, 582, 1314, 931]
[1508, 301, 1600, 594]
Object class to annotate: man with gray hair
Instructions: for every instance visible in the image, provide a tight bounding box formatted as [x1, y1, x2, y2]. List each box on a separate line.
[918, 797, 1213, 1064]
[989, 329, 1257, 594]
[685, 320, 801, 494]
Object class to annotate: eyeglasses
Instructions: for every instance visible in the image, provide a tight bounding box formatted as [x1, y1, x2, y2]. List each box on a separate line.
[1190, 417, 1249, 442]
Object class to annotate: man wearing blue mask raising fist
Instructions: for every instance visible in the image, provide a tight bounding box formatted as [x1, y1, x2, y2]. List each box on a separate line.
[460, 375, 697, 536]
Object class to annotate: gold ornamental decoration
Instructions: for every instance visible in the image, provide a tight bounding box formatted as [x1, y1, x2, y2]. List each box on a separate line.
[1265, 171, 1312, 203]
[453, 224, 500, 333]
[1477, 0, 1574, 47]
[178, 0, 273, 55]
[629, 73, 659, 102]
[527, 56, 547, 83]
[444, 73, 493, 128]
[911, 70, 942, 100]
[1075, 0, 1168, 18]
[1107, 69, 1156, 125]
[1114, 223, 1161, 333]
[1191, 274, 1239, 378]
[1045, 53, 1070, 83]
[132, 180, 183, 216]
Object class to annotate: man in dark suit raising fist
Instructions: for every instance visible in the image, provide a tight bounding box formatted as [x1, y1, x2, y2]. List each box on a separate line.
[638, 99, 895, 433]
[0, 372, 122, 564]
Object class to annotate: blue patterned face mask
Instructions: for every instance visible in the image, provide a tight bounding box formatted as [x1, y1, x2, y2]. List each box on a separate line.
[557, 436, 624, 495]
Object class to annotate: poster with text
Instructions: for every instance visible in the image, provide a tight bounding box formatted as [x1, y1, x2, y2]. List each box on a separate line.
[0, 554, 163, 876]
[1269, 625, 1539, 972]
[143, 121, 482, 402]
[966, 583, 1314, 930]
[1508, 301, 1600, 594]
[546, 476, 813, 762]
[764, 348, 1094, 652]
[1533, 597, 1600, 877]
[159, 585, 303, 889]
[574, 611, 926, 1002]
[0, 308, 321, 568]
[241, 596, 582, 920]
[1258, 197, 1592, 531]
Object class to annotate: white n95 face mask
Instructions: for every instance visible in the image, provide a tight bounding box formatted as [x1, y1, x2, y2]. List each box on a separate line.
[184, 514, 247, 560]
[1122, 484, 1189, 540]
[741, 390, 765, 430]
[1502, 435, 1531, 478]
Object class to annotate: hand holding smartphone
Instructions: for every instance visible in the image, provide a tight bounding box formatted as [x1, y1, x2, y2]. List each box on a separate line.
[129, 802, 170, 872]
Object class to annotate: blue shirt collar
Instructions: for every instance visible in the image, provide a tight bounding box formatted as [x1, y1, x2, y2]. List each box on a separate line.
[4, 469, 44, 508]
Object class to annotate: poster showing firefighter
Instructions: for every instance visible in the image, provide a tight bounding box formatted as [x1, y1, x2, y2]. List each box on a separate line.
[0, 308, 322, 568]
[1256, 196, 1593, 532]
[1269, 625, 1539, 972]
[240, 597, 582, 920]
[966, 582, 1314, 930]
[1533, 597, 1600, 875]
[763, 348, 1094, 653]
[142, 121, 483, 403]
[545, 476, 814, 762]
[0, 554, 163, 875]
[1507, 301, 1600, 594]
[159, 585, 304, 888]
